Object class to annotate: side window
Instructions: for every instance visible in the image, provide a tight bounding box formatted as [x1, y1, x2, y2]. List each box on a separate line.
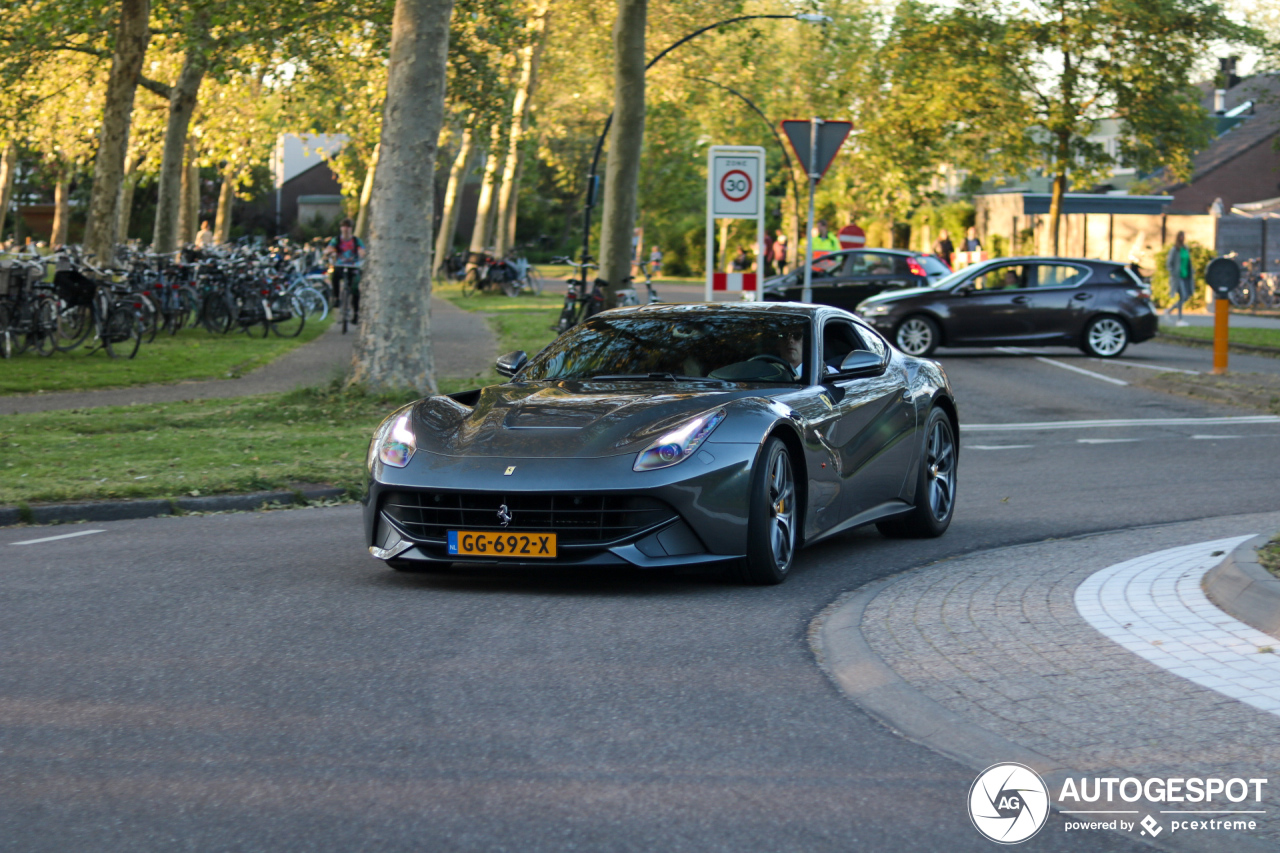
[854, 324, 888, 359]
[971, 264, 1027, 291]
[1033, 264, 1089, 288]
[811, 254, 845, 278]
[821, 320, 866, 372]
[849, 253, 898, 276]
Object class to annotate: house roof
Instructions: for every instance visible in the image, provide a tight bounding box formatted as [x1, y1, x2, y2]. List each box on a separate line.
[1153, 74, 1280, 192]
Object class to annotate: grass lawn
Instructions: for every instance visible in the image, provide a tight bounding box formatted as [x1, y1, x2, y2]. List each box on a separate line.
[1160, 324, 1280, 350]
[0, 316, 334, 395]
[0, 385, 417, 506]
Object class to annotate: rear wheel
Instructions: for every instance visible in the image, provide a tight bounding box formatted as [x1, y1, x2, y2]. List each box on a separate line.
[877, 407, 956, 539]
[734, 436, 798, 585]
[895, 315, 940, 357]
[32, 298, 59, 357]
[269, 295, 306, 337]
[102, 304, 141, 359]
[1081, 315, 1128, 358]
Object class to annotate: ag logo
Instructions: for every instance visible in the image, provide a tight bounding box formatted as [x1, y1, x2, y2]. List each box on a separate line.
[968, 763, 1050, 844]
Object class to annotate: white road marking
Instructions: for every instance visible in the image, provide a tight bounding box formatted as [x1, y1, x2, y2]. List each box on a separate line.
[996, 346, 1129, 386]
[1075, 536, 1280, 716]
[1192, 434, 1245, 440]
[966, 415, 1280, 432]
[1092, 358, 1199, 375]
[966, 444, 1035, 450]
[10, 529, 105, 546]
[1077, 438, 1142, 444]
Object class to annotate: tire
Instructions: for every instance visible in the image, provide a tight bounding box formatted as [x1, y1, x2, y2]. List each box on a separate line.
[32, 298, 59, 357]
[201, 293, 233, 334]
[56, 303, 93, 351]
[1080, 315, 1128, 358]
[876, 406, 957, 539]
[270, 295, 306, 337]
[895, 315, 940, 357]
[102, 304, 141, 359]
[734, 436, 799, 585]
[525, 266, 544, 295]
[295, 286, 329, 321]
[340, 287, 350, 334]
[0, 303, 12, 359]
[129, 292, 158, 343]
[461, 268, 480, 298]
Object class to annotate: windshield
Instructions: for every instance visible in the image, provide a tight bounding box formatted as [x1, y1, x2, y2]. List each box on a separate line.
[521, 311, 812, 384]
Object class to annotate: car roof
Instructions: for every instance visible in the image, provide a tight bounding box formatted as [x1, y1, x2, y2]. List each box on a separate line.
[603, 302, 821, 318]
[969, 255, 1124, 266]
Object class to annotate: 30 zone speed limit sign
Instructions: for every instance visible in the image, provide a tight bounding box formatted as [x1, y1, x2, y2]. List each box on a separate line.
[711, 151, 763, 217]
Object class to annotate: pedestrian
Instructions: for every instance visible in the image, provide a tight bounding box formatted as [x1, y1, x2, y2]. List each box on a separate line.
[195, 220, 216, 249]
[1164, 231, 1193, 326]
[763, 231, 775, 276]
[961, 226, 982, 252]
[731, 245, 752, 272]
[932, 228, 954, 269]
[810, 219, 840, 259]
[648, 245, 663, 280]
[772, 231, 789, 275]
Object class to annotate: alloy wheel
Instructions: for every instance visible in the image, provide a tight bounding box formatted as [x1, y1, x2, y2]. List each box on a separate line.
[768, 450, 796, 569]
[926, 417, 956, 522]
[896, 318, 934, 355]
[1087, 318, 1126, 357]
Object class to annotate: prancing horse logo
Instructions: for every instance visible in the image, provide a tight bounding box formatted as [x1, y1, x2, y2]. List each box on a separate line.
[497, 504, 512, 527]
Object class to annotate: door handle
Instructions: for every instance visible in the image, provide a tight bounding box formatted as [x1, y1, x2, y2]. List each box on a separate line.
[901, 389, 912, 402]
[1073, 292, 1093, 300]
[1012, 295, 1031, 304]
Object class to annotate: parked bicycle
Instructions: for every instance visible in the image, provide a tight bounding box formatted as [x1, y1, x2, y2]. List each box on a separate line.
[1228, 257, 1280, 310]
[550, 256, 605, 334]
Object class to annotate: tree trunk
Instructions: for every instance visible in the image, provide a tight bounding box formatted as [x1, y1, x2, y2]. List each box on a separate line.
[84, 0, 151, 261]
[466, 123, 505, 267]
[51, 167, 70, 248]
[432, 126, 474, 277]
[0, 142, 17, 241]
[493, 0, 551, 258]
[348, 0, 455, 393]
[116, 150, 141, 243]
[214, 164, 235, 243]
[1048, 167, 1067, 257]
[597, 0, 646, 304]
[355, 143, 379, 240]
[152, 36, 209, 252]
[178, 150, 198, 245]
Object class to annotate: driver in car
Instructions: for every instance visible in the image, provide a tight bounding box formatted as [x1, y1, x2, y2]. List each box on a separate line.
[776, 329, 836, 383]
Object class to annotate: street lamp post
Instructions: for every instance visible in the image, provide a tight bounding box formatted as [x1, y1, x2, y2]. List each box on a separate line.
[578, 12, 830, 279]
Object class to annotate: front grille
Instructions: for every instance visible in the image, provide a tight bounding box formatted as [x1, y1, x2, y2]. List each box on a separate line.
[381, 490, 677, 547]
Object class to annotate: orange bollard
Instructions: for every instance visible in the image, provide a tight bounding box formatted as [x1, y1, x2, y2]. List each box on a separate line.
[1212, 296, 1229, 375]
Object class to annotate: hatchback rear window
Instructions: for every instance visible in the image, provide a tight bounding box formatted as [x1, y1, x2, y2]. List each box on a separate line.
[919, 256, 950, 275]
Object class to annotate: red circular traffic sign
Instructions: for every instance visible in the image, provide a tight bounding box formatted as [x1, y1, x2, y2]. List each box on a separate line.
[720, 170, 753, 202]
[839, 224, 866, 250]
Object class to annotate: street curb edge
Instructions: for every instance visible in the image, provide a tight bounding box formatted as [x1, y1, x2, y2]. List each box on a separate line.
[0, 487, 349, 528]
[1204, 534, 1280, 639]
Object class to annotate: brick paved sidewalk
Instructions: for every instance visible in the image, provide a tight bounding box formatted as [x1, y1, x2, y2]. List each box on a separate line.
[819, 510, 1280, 851]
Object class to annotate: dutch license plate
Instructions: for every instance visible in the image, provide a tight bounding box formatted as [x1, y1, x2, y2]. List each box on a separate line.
[447, 530, 557, 558]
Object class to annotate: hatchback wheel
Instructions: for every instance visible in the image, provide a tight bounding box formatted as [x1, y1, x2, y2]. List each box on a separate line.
[895, 315, 939, 357]
[1081, 315, 1128, 358]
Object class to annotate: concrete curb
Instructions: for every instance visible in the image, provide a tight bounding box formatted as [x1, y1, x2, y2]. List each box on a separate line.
[0, 486, 348, 528]
[1204, 534, 1280, 638]
[813, 550, 1274, 853]
[1155, 332, 1280, 357]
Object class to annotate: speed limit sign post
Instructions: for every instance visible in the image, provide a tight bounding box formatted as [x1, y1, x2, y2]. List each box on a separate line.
[706, 146, 766, 302]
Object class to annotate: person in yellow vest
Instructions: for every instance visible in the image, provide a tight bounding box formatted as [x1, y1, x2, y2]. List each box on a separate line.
[810, 219, 841, 259]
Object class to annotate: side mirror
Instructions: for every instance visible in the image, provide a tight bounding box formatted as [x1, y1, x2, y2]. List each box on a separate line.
[838, 350, 885, 375]
[956, 284, 975, 296]
[495, 350, 528, 377]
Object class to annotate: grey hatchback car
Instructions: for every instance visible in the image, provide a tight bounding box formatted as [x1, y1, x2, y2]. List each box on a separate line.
[854, 256, 1158, 358]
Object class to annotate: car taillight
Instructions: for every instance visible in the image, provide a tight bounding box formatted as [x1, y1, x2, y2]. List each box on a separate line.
[907, 258, 926, 277]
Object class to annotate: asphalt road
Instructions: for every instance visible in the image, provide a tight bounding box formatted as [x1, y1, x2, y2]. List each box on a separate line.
[3, 340, 1278, 852]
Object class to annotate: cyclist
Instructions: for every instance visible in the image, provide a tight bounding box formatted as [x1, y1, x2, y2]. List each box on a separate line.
[324, 218, 366, 322]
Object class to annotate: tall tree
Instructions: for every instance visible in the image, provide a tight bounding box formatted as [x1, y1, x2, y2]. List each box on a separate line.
[348, 0, 455, 393]
[433, 125, 474, 276]
[492, 0, 551, 257]
[151, 8, 212, 252]
[597, 0, 646, 303]
[83, 0, 151, 260]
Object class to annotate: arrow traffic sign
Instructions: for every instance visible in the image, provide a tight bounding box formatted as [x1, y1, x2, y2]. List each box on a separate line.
[780, 119, 853, 181]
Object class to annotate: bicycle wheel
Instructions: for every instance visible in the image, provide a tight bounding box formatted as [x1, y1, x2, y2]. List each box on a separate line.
[169, 287, 196, 333]
[32, 297, 59, 357]
[201, 292, 234, 334]
[461, 267, 480, 298]
[1228, 280, 1254, 308]
[56, 302, 93, 351]
[0, 303, 11, 359]
[243, 300, 271, 338]
[269, 295, 306, 337]
[102, 303, 141, 359]
[1259, 276, 1280, 309]
[500, 275, 520, 299]
[524, 266, 544, 296]
[294, 286, 329, 321]
[129, 292, 159, 343]
[340, 287, 350, 334]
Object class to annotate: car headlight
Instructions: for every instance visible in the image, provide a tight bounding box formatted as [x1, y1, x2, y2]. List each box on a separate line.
[633, 409, 726, 472]
[369, 409, 417, 469]
[860, 304, 892, 316]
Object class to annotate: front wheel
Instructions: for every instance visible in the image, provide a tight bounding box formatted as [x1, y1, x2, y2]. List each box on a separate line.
[877, 406, 956, 539]
[734, 436, 798, 585]
[895, 315, 940, 357]
[1081, 315, 1128, 358]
